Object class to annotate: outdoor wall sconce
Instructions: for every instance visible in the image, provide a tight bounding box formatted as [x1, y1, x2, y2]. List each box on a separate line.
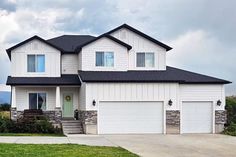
[92, 100, 96, 106]
[217, 100, 222, 106]
[168, 99, 173, 106]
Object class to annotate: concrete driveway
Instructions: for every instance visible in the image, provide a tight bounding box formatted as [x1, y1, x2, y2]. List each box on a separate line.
[104, 134, 236, 157]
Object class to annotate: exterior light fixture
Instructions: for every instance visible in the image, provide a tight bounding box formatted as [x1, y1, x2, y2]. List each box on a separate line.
[92, 100, 96, 106]
[217, 100, 222, 106]
[168, 99, 173, 106]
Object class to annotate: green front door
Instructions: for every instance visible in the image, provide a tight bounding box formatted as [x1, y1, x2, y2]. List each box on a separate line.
[63, 94, 73, 117]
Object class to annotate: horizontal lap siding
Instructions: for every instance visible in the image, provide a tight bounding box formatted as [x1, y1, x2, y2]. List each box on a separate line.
[62, 55, 79, 74]
[85, 83, 179, 110]
[15, 87, 56, 111]
[81, 38, 128, 71]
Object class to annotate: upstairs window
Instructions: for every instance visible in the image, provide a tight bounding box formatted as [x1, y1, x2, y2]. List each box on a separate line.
[29, 93, 46, 110]
[136, 52, 154, 67]
[27, 55, 45, 72]
[96, 51, 114, 67]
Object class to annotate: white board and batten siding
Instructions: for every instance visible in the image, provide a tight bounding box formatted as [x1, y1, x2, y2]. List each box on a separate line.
[81, 37, 128, 71]
[110, 28, 167, 70]
[81, 83, 179, 110]
[61, 54, 79, 74]
[11, 39, 61, 77]
[179, 84, 225, 110]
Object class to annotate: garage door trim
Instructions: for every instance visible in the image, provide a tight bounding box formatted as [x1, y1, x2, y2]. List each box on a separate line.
[97, 100, 166, 134]
[180, 101, 215, 134]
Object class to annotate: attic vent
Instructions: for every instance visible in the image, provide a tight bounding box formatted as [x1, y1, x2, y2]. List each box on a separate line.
[121, 30, 126, 39]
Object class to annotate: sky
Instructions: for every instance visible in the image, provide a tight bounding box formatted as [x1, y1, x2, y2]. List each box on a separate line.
[0, 0, 235, 95]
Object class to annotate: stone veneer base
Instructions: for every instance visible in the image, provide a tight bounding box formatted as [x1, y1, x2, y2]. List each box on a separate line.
[78, 111, 97, 134]
[215, 110, 226, 133]
[166, 110, 180, 134]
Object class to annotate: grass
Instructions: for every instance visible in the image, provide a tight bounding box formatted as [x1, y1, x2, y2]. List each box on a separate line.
[0, 143, 138, 157]
[0, 111, 10, 119]
[0, 133, 65, 136]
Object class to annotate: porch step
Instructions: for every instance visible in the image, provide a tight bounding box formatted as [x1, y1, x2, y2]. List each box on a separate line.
[61, 120, 83, 134]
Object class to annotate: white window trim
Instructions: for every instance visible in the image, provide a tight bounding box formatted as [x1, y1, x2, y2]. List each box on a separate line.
[136, 52, 155, 68]
[95, 51, 115, 68]
[27, 91, 47, 110]
[27, 54, 45, 73]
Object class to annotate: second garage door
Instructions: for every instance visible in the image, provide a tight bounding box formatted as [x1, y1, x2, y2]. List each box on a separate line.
[182, 101, 213, 133]
[98, 101, 163, 134]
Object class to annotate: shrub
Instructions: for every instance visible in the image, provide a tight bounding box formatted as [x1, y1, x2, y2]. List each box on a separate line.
[223, 123, 236, 136]
[0, 103, 10, 111]
[0, 117, 62, 134]
[225, 96, 236, 126]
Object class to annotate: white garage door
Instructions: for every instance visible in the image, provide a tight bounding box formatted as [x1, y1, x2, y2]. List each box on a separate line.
[98, 101, 163, 134]
[182, 102, 213, 133]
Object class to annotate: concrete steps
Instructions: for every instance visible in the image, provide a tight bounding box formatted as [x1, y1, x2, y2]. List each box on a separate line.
[61, 120, 84, 134]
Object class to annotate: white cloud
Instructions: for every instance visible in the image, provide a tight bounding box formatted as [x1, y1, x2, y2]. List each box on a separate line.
[0, 84, 10, 91]
[166, 30, 236, 95]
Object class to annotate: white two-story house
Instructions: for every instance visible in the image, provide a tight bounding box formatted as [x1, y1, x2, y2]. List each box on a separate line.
[6, 24, 231, 134]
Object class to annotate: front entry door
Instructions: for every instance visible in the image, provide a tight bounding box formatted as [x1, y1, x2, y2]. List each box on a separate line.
[63, 94, 73, 117]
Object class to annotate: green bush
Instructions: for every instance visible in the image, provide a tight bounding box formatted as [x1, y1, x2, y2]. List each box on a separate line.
[225, 96, 236, 126]
[223, 123, 236, 136]
[0, 117, 62, 134]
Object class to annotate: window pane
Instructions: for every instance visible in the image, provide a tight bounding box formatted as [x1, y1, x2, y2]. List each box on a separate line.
[37, 55, 45, 72]
[38, 93, 46, 110]
[27, 55, 35, 72]
[96, 52, 104, 66]
[136, 53, 145, 67]
[104, 52, 114, 67]
[145, 53, 154, 67]
[29, 93, 37, 109]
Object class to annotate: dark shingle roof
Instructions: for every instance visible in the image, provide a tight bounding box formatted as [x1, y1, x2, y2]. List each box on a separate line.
[47, 35, 96, 53]
[75, 34, 132, 52]
[6, 35, 64, 59]
[78, 66, 231, 84]
[6, 75, 81, 86]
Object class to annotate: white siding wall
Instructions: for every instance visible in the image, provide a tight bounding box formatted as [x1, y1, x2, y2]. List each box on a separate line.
[78, 83, 86, 110]
[84, 83, 179, 110]
[11, 39, 61, 77]
[15, 87, 56, 111]
[60, 87, 79, 111]
[81, 37, 128, 71]
[80, 83, 225, 111]
[62, 54, 79, 74]
[110, 28, 167, 70]
[180, 84, 225, 110]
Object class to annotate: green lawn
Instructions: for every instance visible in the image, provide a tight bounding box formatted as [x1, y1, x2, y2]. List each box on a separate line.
[0, 111, 10, 119]
[0, 144, 138, 157]
[0, 133, 65, 136]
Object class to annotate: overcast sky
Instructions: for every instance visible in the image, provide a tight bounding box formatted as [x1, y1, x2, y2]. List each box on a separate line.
[0, 0, 235, 95]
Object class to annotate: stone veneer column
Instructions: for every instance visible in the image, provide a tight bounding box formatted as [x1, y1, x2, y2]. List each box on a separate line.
[10, 107, 23, 121]
[215, 110, 226, 133]
[78, 111, 97, 134]
[166, 110, 180, 134]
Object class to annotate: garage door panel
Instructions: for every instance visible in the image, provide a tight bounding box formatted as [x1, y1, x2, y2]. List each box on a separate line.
[99, 101, 163, 134]
[182, 102, 212, 133]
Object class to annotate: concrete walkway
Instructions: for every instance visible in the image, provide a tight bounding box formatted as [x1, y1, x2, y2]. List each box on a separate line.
[0, 135, 117, 147]
[105, 134, 236, 157]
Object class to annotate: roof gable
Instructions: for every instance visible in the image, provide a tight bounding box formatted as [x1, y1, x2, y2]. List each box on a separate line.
[106, 24, 172, 51]
[75, 34, 132, 52]
[6, 35, 64, 59]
